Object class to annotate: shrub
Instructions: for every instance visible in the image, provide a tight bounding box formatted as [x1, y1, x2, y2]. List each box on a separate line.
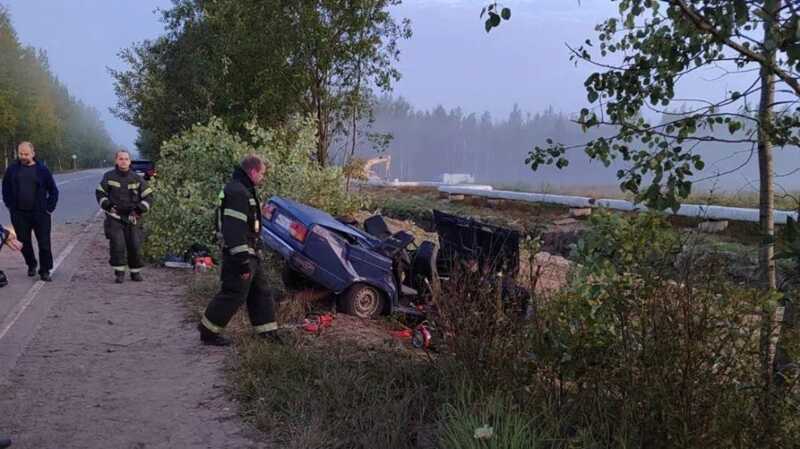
[433, 210, 800, 448]
[143, 116, 362, 259]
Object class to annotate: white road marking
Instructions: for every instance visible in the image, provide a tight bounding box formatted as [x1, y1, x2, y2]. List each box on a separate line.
[0, 210, 101, 341]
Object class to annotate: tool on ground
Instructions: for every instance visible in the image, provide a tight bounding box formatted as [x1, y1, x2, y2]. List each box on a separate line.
[282, 312, 335, 334]
[411, 323, 433, 349]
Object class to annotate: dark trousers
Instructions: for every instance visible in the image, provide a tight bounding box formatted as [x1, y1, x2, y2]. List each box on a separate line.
[202, 255, 277, 333]
[104, 216, 143, 272]
[10, 210, 53, 274]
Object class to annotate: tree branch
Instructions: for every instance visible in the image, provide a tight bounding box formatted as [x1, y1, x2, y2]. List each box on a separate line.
[669, 0, 800, 96]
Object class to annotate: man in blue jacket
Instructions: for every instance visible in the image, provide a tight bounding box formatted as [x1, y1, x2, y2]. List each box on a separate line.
[1, 141, 59, 282]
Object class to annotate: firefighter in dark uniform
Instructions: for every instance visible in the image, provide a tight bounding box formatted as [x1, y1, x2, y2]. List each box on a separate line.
[198, 154, 279, 346]
[95, 150, 153, 283]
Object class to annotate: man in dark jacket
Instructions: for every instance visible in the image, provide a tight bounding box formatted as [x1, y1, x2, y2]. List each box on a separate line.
[95, 150, 153, 283]
[198, 155, 279, 346]
[1, 141, 59, 282]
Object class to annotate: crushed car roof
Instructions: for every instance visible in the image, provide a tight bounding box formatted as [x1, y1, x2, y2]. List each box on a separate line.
[269, 196, 377, 242]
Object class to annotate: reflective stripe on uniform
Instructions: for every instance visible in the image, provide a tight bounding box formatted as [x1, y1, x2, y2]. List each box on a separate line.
[223, 208, 248, 222]
[141, 187, 153, 198]
[96, 184, 106, 193]
[127, 183, 140, 189]
[248, 198, 256, 206]
[253, 322, 278, 334]
[99, 197, 109, 206]
[105, 211, 122, 220]
[111, 265, 128, 271]
[229, 244, 251, 255]
[140, 200, 150, 211]
[129, 267, 143, 273]
[201, 315, 224, 334]
[107, 180, 121, 188]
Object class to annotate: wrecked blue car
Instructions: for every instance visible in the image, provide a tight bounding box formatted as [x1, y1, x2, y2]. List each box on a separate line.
[260, 196, 438, 318]
[260, 196, 522, 319]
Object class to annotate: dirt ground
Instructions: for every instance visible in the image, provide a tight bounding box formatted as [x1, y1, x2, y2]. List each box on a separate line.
[0, 223, 265, 449]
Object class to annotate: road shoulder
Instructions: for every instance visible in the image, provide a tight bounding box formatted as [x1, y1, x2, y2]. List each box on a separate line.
[0, 217, 263, 449]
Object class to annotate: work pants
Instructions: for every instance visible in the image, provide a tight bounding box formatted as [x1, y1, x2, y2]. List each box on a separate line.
[201, 255, 277, 334]
[10, 210, 53, 274]
[104, 216, 144, 272]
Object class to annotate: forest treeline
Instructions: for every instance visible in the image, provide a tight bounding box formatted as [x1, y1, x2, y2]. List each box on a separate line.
[0, 5, 115, 173]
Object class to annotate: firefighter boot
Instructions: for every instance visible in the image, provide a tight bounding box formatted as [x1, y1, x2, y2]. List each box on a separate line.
[114, 270, 126, 284]
[198, 323, 232, 347]
[0, 435, 11, 448]
[130, 272, 143, 282]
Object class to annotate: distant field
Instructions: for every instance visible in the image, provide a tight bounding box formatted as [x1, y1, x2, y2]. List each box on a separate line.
[492, 181, 800, 211]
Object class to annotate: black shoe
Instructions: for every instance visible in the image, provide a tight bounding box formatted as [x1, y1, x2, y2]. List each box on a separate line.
[0, 435, 11, 448]
[199, 323, 232, 347]
[27, 267, 36, 277]
[130, 272, 143, 282]
[114, 271, 125, 284]
[257, 330, 285, 345]
[40, 272, 52, 282]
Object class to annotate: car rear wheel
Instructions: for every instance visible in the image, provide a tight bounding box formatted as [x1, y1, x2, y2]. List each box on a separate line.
[340, 284, 385, 319]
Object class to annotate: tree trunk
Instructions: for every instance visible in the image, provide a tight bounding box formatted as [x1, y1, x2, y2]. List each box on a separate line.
[316, 107, 328, 167]
[758, 67, 776, 291]
[757, 2, 780, 445]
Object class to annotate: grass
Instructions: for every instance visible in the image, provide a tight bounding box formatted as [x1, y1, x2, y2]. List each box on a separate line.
[185, 257, 447, 449]
[232, 339, 443, 449]
[437, 385, 550, 449]
[179, 186, 800, 449]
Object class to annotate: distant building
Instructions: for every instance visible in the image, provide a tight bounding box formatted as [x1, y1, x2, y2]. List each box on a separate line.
[442, 173, 474, 185]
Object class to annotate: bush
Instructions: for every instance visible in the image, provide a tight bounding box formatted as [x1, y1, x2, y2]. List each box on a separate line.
[433, 211, 800, 448]
[534, 212, 800, 448]
[144, 116, 362, 259]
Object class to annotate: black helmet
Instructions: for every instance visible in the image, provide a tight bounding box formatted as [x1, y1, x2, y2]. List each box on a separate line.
[0, 270, 7, 288]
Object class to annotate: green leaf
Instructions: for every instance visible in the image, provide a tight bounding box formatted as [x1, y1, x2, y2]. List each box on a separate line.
[733, 0, 749, 26]
[588, 90, 599, 103]
[489, 12, 501, 27]
[501, 8, 511, 20]
[480, 6, 486, 18]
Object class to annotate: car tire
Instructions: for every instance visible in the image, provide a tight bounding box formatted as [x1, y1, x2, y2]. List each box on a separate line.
[339, 283, 385, 319]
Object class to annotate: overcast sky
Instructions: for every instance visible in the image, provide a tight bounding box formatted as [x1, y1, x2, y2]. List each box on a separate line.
[2, 0, 623, 149]
[4, 0, 796, 190]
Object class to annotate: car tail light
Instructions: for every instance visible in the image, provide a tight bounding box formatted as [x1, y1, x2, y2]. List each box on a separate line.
[289, 221, 308, 242]
[262, 203, 276, 220]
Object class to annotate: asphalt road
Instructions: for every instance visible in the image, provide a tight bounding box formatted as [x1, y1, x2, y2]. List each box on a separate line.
[0, 168, 107, 226]
[0, 168, 109, 383]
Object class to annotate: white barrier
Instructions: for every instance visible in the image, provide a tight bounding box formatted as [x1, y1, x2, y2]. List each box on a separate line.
[366, 179, 494, 190]
[438, 185, 799, 224]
